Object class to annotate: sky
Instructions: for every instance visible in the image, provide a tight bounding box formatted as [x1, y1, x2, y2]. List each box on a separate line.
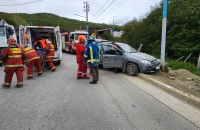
[0, 0, 162, 26]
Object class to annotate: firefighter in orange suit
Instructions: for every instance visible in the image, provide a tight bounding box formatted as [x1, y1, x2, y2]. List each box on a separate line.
[76, 35, 90, 79]
[45, 39, 56, 72]
[23, 46, 43, 80]
[1, 37, 25, 88]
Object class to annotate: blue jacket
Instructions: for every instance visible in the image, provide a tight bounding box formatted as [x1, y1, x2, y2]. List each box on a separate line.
[84, 41, 100, 67]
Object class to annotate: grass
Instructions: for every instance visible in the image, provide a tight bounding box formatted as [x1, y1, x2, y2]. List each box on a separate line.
[166, 60, 200, 77]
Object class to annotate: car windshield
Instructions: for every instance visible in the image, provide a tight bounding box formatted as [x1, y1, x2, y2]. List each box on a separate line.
[118, 43, 137, 53]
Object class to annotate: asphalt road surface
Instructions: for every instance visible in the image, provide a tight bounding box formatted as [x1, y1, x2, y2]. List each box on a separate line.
[0, 52, 199, 130]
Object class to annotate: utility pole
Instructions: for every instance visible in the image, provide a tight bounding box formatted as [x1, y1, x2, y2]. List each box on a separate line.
[84, 1, 89, 31]
[113, 16, 117, 36]
[161, 0, 168, 70]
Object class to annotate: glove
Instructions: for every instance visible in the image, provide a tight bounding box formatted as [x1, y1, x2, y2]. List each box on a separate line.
[0, 63, 3, 67]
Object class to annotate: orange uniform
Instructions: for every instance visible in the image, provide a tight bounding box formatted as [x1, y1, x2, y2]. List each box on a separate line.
[76, 35, 89, 79]
[45, 39, 56, 71]
[76, 42, 88, 79]
[1, 38, 25, 88]
[23, 47, 43, 79]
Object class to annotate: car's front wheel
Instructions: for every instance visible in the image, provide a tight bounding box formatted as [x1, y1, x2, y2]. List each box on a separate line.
[125, 63, 138, 76]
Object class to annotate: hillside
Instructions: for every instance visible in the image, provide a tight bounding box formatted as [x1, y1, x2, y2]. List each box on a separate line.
[0, 12, 122, 34]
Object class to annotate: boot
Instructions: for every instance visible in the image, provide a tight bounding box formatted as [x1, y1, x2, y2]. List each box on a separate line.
[15, 84, 23, 88]
[51, 68, 56, 72]
[1, 84, 10, 88]
[38, 72, 43, 76]
[27, 76, 33, 80]
[89, 80, 97, 84]
[77, 77, 82, 79]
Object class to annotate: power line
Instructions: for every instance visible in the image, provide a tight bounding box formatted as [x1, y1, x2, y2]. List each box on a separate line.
[90, 0, 110, 21]
[91, 0, 116, 22]
[0, 0, 42, 6]
[98, 0, 128, 22]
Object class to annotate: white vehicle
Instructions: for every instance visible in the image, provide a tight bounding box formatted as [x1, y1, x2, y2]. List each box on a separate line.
[18, 25, 62, 65]
[61, 30, 89, 53]
[0, 19, 17, 51]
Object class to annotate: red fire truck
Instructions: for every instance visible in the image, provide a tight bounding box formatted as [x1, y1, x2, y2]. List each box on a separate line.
[61, 30, 89, 53]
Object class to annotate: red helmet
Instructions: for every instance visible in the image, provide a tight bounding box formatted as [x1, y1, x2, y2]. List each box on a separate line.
[7, 37, 16, 44]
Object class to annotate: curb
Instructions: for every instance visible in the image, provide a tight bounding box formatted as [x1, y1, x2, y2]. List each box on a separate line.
[138, 74, 200, 109]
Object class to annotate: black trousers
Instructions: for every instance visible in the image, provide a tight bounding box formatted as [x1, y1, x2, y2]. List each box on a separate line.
[90, 66, 99, 81]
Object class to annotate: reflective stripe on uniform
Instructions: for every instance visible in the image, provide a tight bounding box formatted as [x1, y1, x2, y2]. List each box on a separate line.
[11, 51, 21, 53]
[77, 71, 82, 74]
[24, 50, 35, 55]
[5, 82, 11, 85]
[47, 56, 54, 58]
[89, 46, 93, 63]
[8, 55, 22, 58]
[84, 54, 88, 58]
[5, 64, 23, 67]
[17, 82, 23, 85]
[26, 56, 40, 62]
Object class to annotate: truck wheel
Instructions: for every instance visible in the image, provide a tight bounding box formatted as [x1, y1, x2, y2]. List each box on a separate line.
[125, 63, 138, 76]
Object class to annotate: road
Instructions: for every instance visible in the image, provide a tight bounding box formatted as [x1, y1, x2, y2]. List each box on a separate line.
[0, 52, 199, 130]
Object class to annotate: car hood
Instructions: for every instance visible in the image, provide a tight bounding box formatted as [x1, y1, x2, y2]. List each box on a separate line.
[128, 52, 156, 61]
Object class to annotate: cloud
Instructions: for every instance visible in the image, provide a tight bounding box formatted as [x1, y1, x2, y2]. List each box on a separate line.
[0, 0, 162, 25]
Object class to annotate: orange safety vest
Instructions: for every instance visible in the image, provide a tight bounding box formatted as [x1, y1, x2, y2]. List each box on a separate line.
[34, 40, 47, 48]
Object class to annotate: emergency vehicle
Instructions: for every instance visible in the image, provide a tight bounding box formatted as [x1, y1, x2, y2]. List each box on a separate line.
[18, 25, 62, 65]
[0, 19, 17, 51]
[61, 30, 89, 53]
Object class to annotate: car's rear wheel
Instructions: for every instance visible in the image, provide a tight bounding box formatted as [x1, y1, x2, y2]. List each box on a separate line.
[125, 63, 138, 76]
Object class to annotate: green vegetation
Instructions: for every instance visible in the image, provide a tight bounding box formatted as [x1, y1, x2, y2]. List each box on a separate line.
[167, 60, 200, 76]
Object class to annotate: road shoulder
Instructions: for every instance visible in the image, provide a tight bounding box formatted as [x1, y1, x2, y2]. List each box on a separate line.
[119, 73, 200, 128]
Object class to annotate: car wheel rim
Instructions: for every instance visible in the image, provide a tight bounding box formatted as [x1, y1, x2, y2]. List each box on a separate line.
[127, 64, 134, 75]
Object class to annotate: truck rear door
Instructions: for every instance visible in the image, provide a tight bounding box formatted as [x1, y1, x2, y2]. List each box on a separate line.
[54, 26, 62, 61]
[18, 24, 26, 44]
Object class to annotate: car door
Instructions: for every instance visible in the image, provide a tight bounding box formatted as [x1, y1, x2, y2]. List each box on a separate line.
[102, 44, 123, 68]
[54, 26, 62, 61]
[18, 24, 26, 45]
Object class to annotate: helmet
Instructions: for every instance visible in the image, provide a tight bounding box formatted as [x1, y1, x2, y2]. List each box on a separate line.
[7, 37, 16, 44]
[88, 36, 95, 41]
[78, 35, 86, 43]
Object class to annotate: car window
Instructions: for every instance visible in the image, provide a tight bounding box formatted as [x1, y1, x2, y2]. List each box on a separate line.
[103, 44, 121, 55]
[118, 43, 137, 53]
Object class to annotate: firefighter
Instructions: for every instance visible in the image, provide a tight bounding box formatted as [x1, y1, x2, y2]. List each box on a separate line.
[84, 36, 100, 84]
[22, 45, 43, 80]
[1, 37, 25, 88]
[45, 39, 56, 72]
[76, 35, 90, 79]
[23, 31, 30, 46]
